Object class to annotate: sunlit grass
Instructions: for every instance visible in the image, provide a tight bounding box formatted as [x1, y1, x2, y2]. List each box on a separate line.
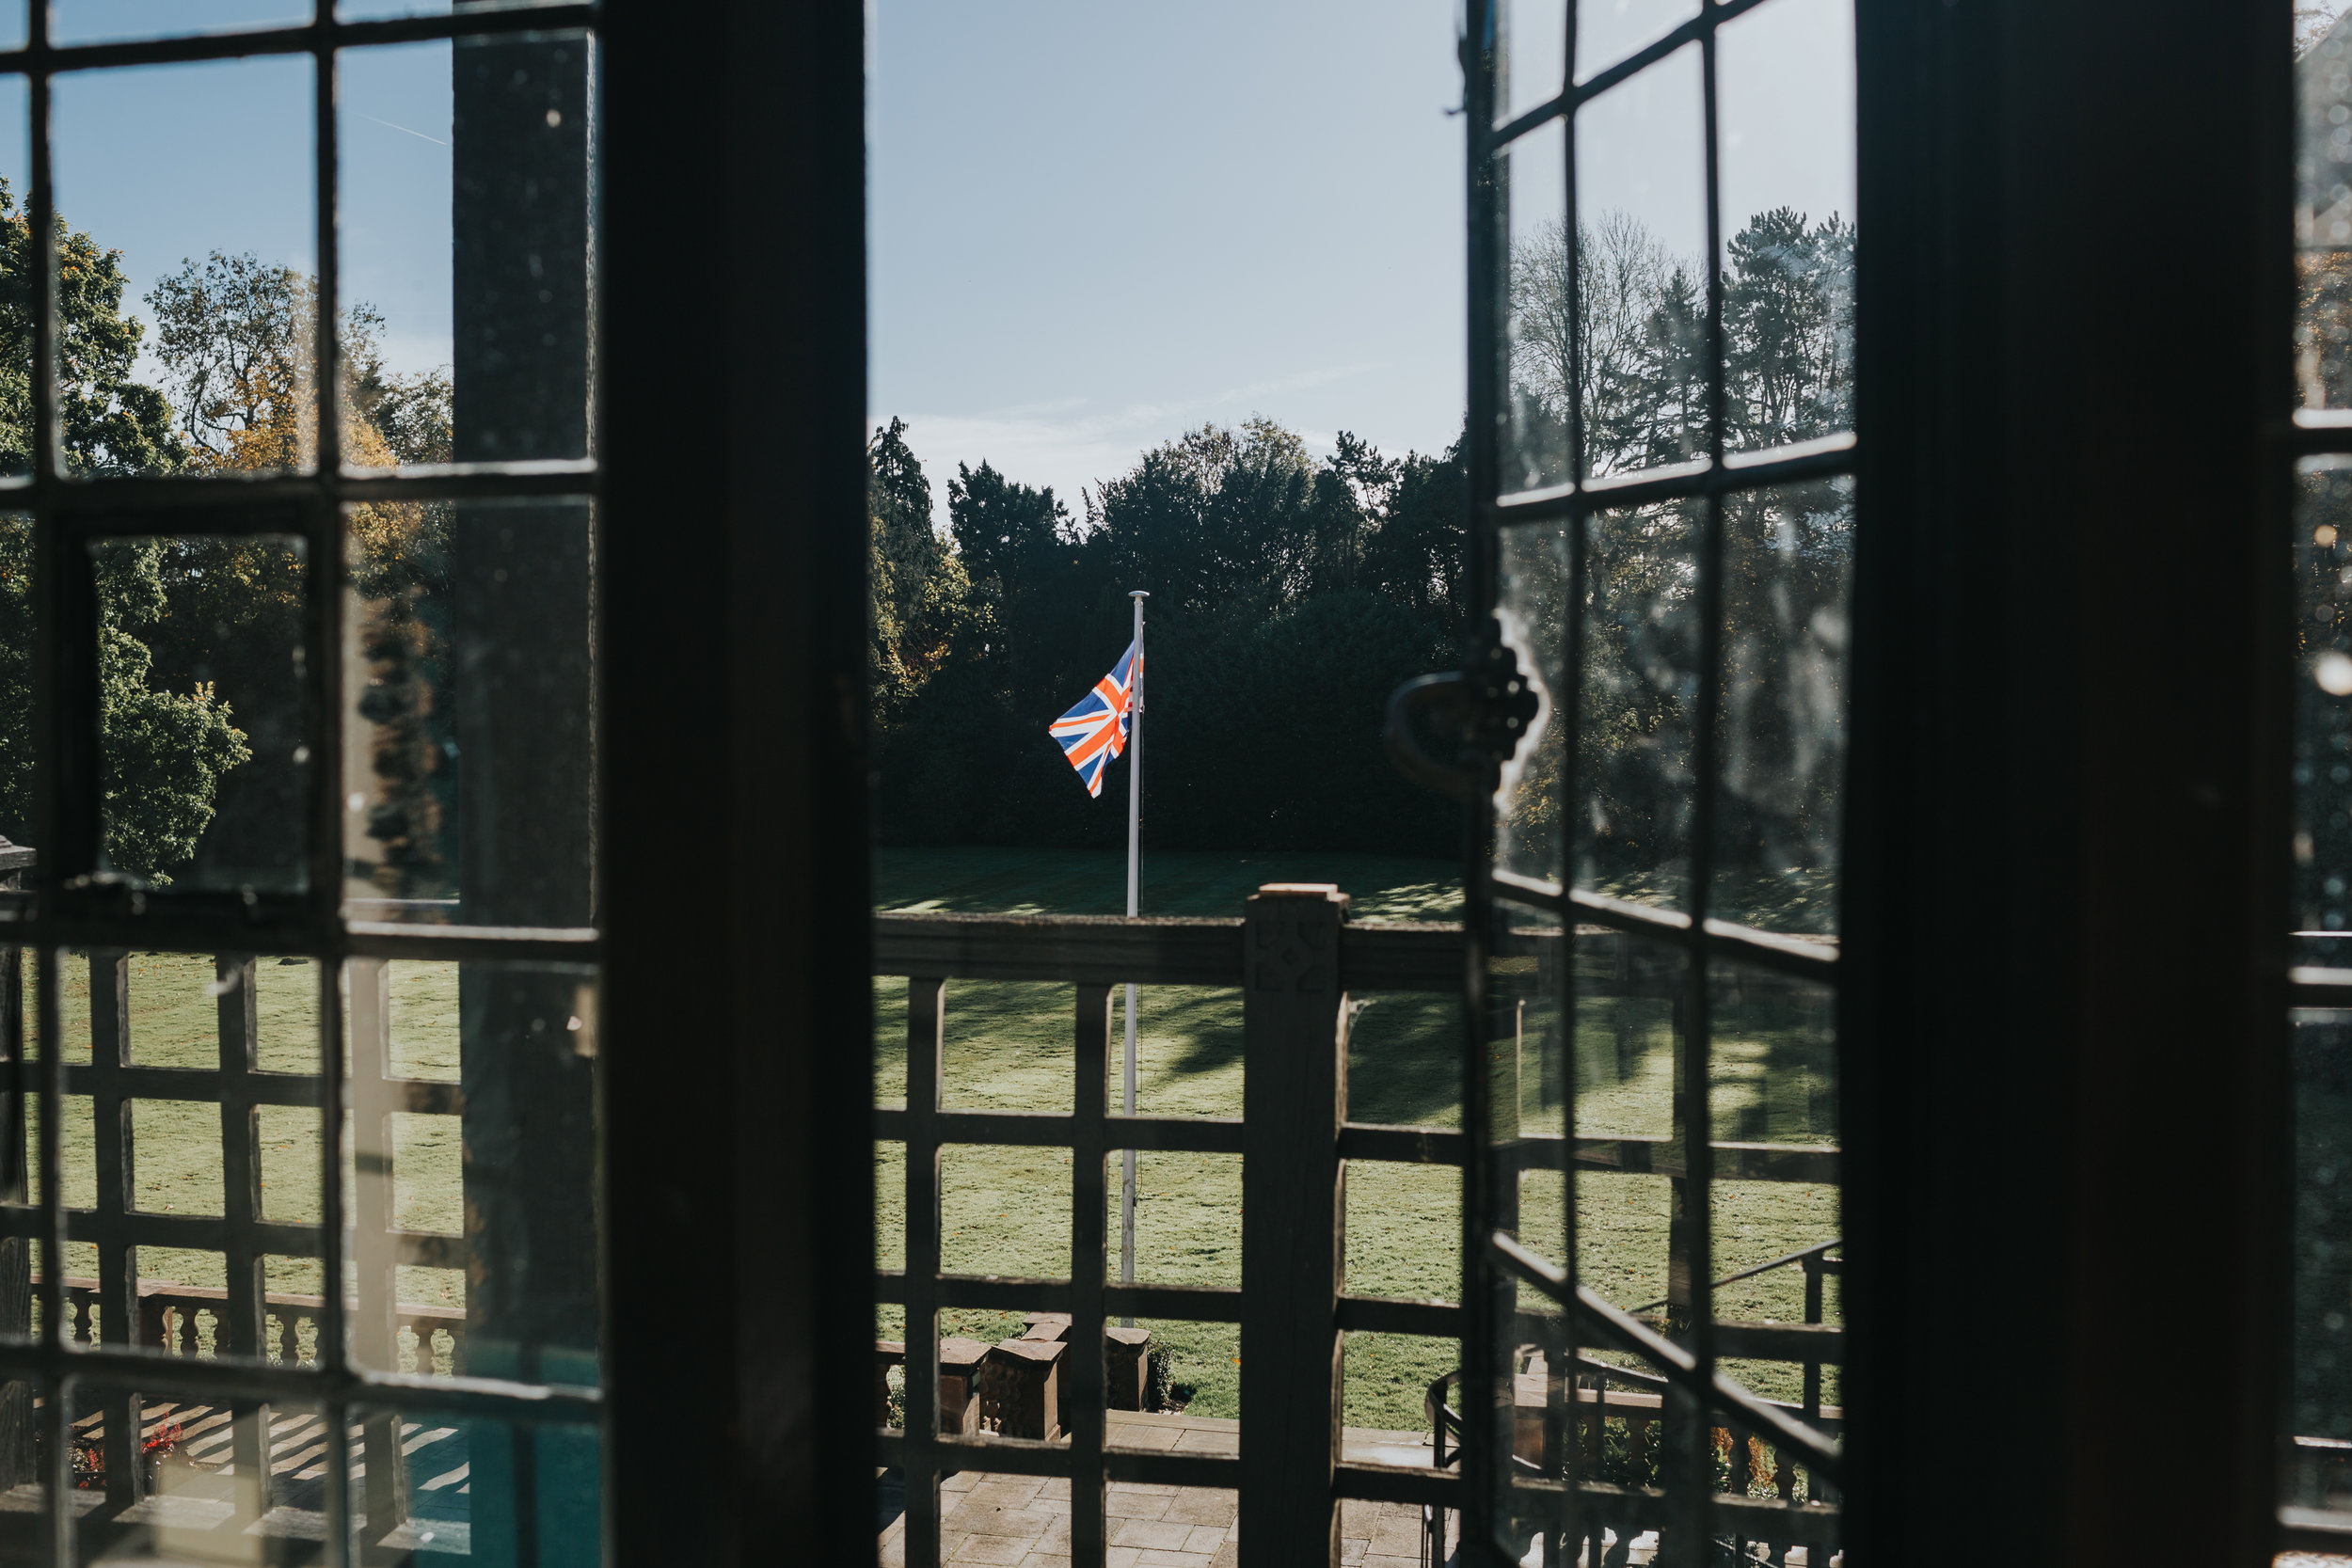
[873, 847, 1843, 1430]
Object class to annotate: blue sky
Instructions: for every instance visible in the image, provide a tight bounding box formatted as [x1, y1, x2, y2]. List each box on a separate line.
[0, 2, 463, 388]
[869, 0, 1472, 522]
[0, 0, 1849, 494]
[872, 0, 1851, 525]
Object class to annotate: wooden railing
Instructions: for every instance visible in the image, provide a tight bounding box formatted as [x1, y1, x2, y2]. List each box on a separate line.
[871, 887, 1849, 1566]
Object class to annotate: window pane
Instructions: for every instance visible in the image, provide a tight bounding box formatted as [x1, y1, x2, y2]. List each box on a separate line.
[344, 958, 596, 1387]
[2294, 1008, 2352, 1492]
[54, 57, 314, 478]
[2303, 9, 2352, 411]
[342, 499, 591, 927]
[1495, 519, 1568, 883]
[340, 0, 576, 18]
[1576, 46, 1708, 477]
[1716, 0, 1855, 455]
[52, 1, 305, 46]
[65, 1385, 306, 1563]
[1575, 0, 1696, 83]
[338, 40, 454, 472]
[1500, 0, 1568, 126]
[45, 951, 325, 1366]
[92, 532, 310, 895]
[0, 515, 31, 846]
[1501, 121, 1572, 495]
[0, 84, 30, 483]
[1578, 499, 1699, 910]
[1705, 961, 1839, 1323]
[347, 1404, 600, 1567]
[1713, 477, 1852, 934]
[2297, 459, 2352, 932]
[445, 31, 591, 464]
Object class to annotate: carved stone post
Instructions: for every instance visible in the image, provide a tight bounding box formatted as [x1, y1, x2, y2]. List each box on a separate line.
[1239, 883, 1348, 1567]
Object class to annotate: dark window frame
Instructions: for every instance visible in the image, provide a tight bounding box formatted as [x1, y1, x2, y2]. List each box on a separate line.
[1457, 2, 1855, 1560]
[0, 1, 613, 1560]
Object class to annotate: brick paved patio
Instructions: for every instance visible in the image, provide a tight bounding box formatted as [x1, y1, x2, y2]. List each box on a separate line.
[877, 1411, 1456, 1567]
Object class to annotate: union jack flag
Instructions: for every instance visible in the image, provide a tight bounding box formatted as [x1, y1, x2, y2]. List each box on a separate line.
[1049, 641, 1139, 798]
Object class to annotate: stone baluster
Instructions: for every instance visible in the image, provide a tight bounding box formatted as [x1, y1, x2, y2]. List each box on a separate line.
[978, 1338, 1065, 1440]
[936, 1337, 988, 1436]
[873, 1339, 906, 1428]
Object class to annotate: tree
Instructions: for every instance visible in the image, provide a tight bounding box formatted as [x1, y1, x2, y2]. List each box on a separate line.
[876, 418, 1464, 857]
[1723, 209, 1854, 449]
[89, 539, 252, 880]
[868, 419, 969, 723]
[0, 188, 269, 879]
[0, 179, 183, 477]
[1494, 208, 1854, 920]
[140, 253, 455, 889]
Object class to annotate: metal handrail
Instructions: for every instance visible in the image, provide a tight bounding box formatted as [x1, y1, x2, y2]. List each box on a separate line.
[1620, 1237, 1842, 1320]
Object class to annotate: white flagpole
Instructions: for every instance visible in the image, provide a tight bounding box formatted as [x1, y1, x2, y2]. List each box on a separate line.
[1121, 591, 1147, 1323]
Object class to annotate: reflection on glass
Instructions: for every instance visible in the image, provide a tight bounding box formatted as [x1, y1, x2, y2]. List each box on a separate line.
[1575, 46, 1708, 476]
[348, 1405, 600, 1567]
[0, 82, 28, 481]
[1502, 123, 1572, 494]
[341, 0, 573, 19]
[1491, 900, 1565, 1157]
[1501, 0, 1568, 125]
[1566, 929, 1679, 1309]
[43, 951, 325, 1363]
[1578, 500, 1699, 909]
[1713, 478, 1853, 933]
[2295, 1009, 2352, 1512]
[53, 0, 304, 46]
[1495, 928, 1684, 1563]
[447, 31, 591, 463]
[345, 959, 595, 1386]
[1575, 0, 1697, 82]
[1705, 957, 1837, 1245]
[342, 499, 592, 926]
[2298, 461, 2352, 932]
[1716, 0, 1856, 454]
[2305, 11, 2352, 410]
[0, 516, 28, 846]
[92, 534, 309, 895]
[54, 57, 314, 478]
[67, 1386, 318, 1561]
[1496, 522, 1569, 880]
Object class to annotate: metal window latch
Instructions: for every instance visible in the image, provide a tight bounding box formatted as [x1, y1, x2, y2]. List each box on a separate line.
[1383, 620, 1546, 802]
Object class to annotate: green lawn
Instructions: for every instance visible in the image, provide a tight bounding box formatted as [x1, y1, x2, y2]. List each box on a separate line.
[21, 950, 465, 1339]
[11, 844, 1841, 1431]
[874, 847, 1843, 1433]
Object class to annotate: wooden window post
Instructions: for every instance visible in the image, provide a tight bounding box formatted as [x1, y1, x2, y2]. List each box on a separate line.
[1240, 883, 1349, 1566]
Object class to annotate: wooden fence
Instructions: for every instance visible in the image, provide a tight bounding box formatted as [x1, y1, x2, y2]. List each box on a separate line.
[872, 883, 1848, 1566]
